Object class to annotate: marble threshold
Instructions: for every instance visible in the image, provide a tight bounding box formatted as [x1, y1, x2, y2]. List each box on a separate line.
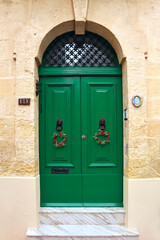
[26, 224, 139, 240]
[39, 207, 125, 213]
[39, 207, 125, 226]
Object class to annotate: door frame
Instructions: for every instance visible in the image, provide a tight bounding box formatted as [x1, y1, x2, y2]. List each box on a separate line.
[39, 66, 123, 206]
[39, 67, 122, 77]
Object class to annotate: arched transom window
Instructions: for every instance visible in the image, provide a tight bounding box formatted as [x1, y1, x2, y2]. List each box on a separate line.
[42, 31, 119, 68]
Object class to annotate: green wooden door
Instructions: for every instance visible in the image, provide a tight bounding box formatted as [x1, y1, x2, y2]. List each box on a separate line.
[39, 74, 123, 207]
[81, 76, 123, 206]
[40, 76, 83, 206]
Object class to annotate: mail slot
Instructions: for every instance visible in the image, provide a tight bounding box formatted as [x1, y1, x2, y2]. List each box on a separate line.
[51, 168, 69, 174]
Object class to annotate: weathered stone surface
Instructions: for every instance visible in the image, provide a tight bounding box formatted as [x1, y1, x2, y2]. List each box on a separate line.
[72, 0, 88, 34]
[148, 119, 160, 137]
[0, 0, 160, 180]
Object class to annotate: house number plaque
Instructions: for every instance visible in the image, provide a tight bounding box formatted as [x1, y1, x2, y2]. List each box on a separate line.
[18, 98, 31, 105]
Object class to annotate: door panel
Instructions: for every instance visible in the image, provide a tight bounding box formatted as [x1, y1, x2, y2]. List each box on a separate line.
[45, 83, 75, 168]
[82, 175, 123, 206]
[40, 77, 82, 206]
[40, 75, 123, 206]
[81, 77, 123, 205]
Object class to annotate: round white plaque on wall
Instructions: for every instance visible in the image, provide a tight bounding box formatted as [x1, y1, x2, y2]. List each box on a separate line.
[132, 95, 142, 108]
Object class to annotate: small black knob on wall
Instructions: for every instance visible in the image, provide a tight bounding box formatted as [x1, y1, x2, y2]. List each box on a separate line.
[56, 119, 63, 131]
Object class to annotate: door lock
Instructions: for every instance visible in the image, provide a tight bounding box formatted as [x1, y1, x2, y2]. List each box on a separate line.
[82, 135, 86, 139]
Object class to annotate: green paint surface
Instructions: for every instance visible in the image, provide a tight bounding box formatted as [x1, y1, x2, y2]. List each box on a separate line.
[39, 69, 123, 206]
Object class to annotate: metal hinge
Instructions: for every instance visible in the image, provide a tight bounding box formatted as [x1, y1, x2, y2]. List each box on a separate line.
[36, 80, 39, 96]
[36, 80, 42, 96]
[40, 103, 42, 113]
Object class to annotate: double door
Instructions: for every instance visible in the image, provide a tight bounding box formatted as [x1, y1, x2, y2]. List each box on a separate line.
[39, 75, 123, 206]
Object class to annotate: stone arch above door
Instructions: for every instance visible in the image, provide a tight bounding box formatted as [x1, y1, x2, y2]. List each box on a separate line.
[36, 21, 125, 66]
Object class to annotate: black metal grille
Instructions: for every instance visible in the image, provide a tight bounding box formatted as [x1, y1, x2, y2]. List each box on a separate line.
[42, 32, 119, 68]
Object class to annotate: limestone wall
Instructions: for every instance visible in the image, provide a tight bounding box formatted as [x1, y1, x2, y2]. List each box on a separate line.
[0, 0, 160, 179]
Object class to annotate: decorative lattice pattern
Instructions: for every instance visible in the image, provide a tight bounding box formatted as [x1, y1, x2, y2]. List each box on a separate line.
[42, 32, 119, 68]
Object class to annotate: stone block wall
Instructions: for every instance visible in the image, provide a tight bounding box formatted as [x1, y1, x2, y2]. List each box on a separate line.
[0, 0, 160, 179]
[1, 1, 160, 240]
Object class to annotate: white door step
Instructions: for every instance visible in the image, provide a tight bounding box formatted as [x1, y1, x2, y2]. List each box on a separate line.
[40, 207, 125, 225]
[26, 224, 139, 240]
